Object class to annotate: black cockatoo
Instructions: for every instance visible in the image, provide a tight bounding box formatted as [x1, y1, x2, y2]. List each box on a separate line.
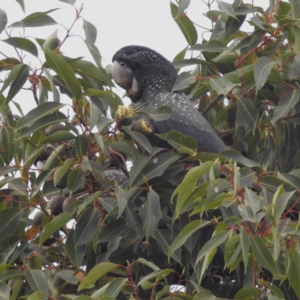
[112, 45, 227, 153]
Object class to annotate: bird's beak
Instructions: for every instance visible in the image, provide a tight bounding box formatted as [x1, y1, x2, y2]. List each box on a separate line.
[112, 61, 139, 98]
[112, 61, 133, 90]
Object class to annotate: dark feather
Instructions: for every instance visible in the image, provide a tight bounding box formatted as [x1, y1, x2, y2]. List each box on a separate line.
[112, 45, 227, 153]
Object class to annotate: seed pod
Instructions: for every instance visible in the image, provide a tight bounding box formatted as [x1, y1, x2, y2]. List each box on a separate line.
[32, 211, 47, 226]
[45, 123, 65, 136]
[62, 196, 77, 213]
[48, 195, 66, 215]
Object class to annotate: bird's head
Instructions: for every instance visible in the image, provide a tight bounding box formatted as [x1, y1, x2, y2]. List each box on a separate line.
[112, 45, 177, 102]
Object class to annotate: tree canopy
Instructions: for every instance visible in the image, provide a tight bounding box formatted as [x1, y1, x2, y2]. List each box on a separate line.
[1, 0, 300, 299]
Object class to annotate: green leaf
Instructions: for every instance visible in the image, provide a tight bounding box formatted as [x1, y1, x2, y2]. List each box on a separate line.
[218, 150, 261, 168]
[0, 282, 10, 300]
[98, 218, 129, 242]
[65, 230, 86, 268]
[275, 1, 291, 16]
[15, 0, 25, 12]
[250, 235, 279, 274]
[130, 152, 181, 187]
[273, 89, 300, 122]
[236, 97, 258, 131]
[254, 56, 277, 92]
[89, 102, 101, 130]
[168, 220, 211, 259]
[140, 188, 161, 239]
[155, 229, 181, 263]
[75, 135, 88, 158]
[91, 278, 128, 299]
[268, 285, 285, 300]
[16, 102, 64, 129]
[157, 130, 197, 155]
[137, 105, 172, 121]
[277, 121, 298, 172]
[110, 141, 139, 160]
[1, 64, 23, 92]
[277, 173, 300, 190]
[0, 126, 15, 164]
[44, 145, 65, 170]
[172, 72, 196, 92]
[2, 37, 38, 57]
[172, 162, 214, 216]
[0, 9, 7, 34]
[244, 188, 264, 215]
[224, 235, 241, 266]
[170, 2, 197, 45]
[28, 292, 45, 300]
[217, 0, 238, 19]
[189, 41, 227, 52]
[101, 279, 127, 298]
[83, 19, 97, 45]
[224, 15, 246, 41]
[275, 191, 295, 225]
[291, 25, 300, 54]
[74, 208, 99, 246]
[30, 170, 53, 198]
[136, 258, 160, 270]
[212, 49, 237, 63]
[289, 54, 300, 80]
[234, 287, 263, 299]
[44, 49, 82, 99]
[116, 186, 128, 219]
[42, 29, 60, 50]
[202, 191, 235, 211]
[78, 262, 119, 291]
[290, 0, 300, 17]
[9, 9, 58, 27]
[44, 68, 60, 102]
[25, 269, 48, 295]
[9, 279, 23, 300]
[210, 77, 237, 95]
[5, 64, 29, 103]
[122, 126, 152, 154]
[138, 269, 174, 286]
[41, 131, 75, 144]
[0, 208, 23, 241]
[59, 0, 76, 4]
[55, 270, 78, 284]
[67, 169, 86, 192]
[68, 59, 110, 86]
[196, 230, 232, 265]
[39, 213, 72, 245]
[85, 43, 102, 69]
[214, 105, 229, 126]
[0, 270, 23, 282]
[0, 57, 20, 72]
[240, 226, 250, 268]
[19, 111, 68, 139]
[287, 249, 300, 298]
[238, 205, 255, 222]
[177, 0, 190, 16]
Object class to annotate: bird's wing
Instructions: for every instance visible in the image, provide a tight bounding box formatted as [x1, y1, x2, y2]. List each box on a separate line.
[151, 92, 226, 153]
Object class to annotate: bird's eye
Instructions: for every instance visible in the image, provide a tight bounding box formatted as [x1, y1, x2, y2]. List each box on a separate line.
[120, 62, 126, 67]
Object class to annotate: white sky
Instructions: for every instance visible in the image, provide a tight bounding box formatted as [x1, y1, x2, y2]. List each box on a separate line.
[0, 0, 269, 114]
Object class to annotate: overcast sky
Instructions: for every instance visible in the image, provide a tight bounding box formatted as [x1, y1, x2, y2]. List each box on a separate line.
[2, 1, 213, 64]
[2, 1, 271, 65]
[1, 0, 269, 113]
